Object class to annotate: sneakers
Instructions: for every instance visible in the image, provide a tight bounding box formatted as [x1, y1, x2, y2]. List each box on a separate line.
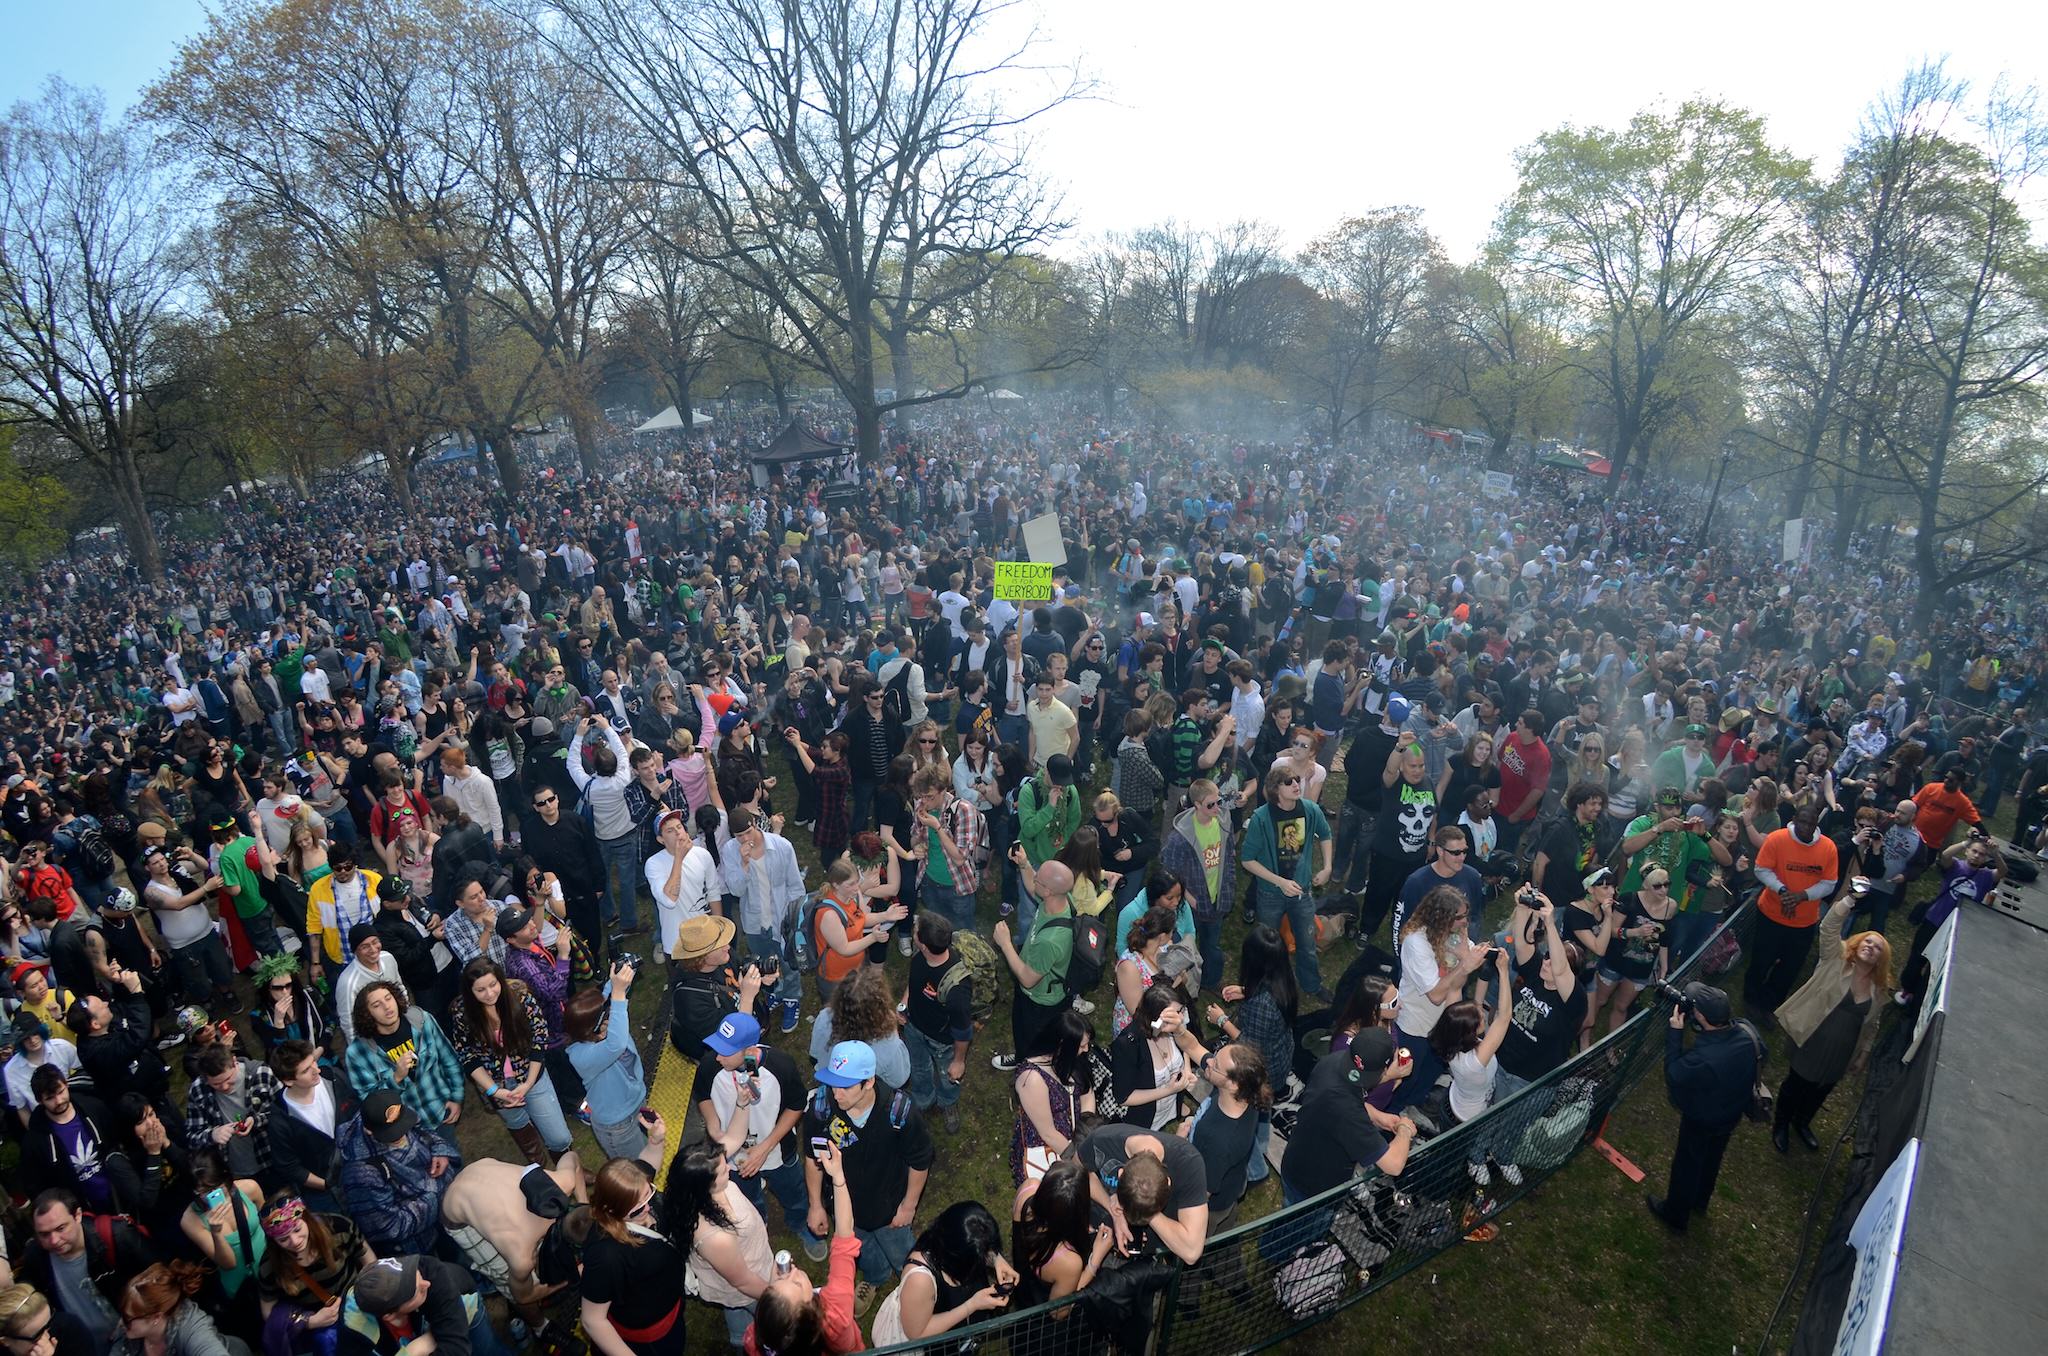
[991, 1052, 1020, 1072]
[156, 1033, 187, 1052]
[1071, 996, 1096, 1016]
[801, 1233, 828, 1263]
[1467, 1160, 1492, 1188]
[1499, 1161, 1524, 1187]
[853, 1281, 876, 1318]
[898, 932, 914, 957]
[780, 998, 801, 1035]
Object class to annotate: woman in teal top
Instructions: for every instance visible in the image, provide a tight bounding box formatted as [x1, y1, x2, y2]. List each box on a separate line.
[179, 1146, 268, 1329]
[1115, 867, 1194, 962]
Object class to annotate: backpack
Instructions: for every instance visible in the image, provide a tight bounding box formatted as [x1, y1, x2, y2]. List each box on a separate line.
[61, 817, 116, 882]
[1043, 912, 1107, 995]
[803, 894, 853, 975]
[882, 658, 914, 726]
[1272, 1239, 1350, 1318]
[937, 932, 1002, 1028]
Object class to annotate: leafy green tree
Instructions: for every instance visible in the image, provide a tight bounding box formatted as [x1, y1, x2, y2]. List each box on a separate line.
[1503, 99, 1809, 492]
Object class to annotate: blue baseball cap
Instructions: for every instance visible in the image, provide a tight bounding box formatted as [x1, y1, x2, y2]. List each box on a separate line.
[816, 1040, 877, 1087]
[705, 1012, 761, 1056]
[1385, 693, 1412, 727]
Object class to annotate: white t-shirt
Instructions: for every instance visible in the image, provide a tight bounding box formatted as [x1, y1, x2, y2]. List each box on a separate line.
[145, 877, 217, 949]
[1448, 1049, 1498, 1122]
[5, 1040, 81, 1111]
[1397, 930, 1456, 1041]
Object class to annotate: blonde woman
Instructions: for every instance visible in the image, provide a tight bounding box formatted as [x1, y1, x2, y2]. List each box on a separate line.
[907, 720, 949, 780]
[1772, 898, 1892, 1153]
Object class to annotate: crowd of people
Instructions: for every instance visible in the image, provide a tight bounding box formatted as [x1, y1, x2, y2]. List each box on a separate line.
[0, 399, 2042, 1355]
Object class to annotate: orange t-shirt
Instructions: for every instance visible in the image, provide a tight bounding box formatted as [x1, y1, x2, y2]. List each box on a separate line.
[1756, 827, 1839, 928]
[1912, 783, 1980, 849]
[815, 891, 870, 984]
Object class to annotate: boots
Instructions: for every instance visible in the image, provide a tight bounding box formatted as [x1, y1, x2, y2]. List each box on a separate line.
[508, 1121, 549, 1168]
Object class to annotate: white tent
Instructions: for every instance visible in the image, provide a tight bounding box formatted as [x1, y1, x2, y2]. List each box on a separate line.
[633, 405, 715, 432]
[986, 388, 1024, 401]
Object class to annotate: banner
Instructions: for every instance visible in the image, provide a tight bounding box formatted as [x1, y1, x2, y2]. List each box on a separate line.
[1904, 910, 1957, 1064]
[1832, 1137, 1920, 1356]
[1481, 471, 1515, 500]
[993, 561, 1054, 601]
[1783, 518, 1809, 563]
[1021, 512, 1066, 567]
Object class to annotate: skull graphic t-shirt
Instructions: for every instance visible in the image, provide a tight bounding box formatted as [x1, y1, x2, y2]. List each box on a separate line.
[1374, 779, 1439, 860]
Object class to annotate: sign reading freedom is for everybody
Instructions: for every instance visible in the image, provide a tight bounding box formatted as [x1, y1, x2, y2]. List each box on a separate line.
[993, 561, 1054, 601]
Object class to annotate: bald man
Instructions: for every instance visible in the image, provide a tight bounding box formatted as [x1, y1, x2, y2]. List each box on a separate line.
[991, 856, 1081, 1069]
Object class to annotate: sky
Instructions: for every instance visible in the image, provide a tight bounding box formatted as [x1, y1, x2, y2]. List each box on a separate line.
[3, 0, 2043, 261]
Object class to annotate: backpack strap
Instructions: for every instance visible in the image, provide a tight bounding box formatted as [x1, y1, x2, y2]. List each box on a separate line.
[92, 1212, 114, 1260]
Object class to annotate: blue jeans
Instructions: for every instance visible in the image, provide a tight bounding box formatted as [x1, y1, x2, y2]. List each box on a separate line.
[1247, 1110, 1272, 1183]
[597, 834, 642, 932]
[904, 1024, 962, 1110]
[1255, 884, 1325, 997]
[499, 1069, 574, 1152]
[466, 1303, 509, 1356]
[920, 876, 978, 935]
[742, 929, 803, 1007]
[854, 1223, 914, 1284]
[738, 1155, 817, 1245]
[997, 714, 1031, 753]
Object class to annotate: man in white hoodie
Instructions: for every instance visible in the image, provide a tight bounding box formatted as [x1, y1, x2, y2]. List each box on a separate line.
[644, 809, 719, 967]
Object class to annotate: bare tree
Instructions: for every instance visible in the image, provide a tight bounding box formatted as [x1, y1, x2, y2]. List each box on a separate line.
[0, 81, 189, 580]
[1292, 208, 1443, 443]
[540, 0, 1080, 462]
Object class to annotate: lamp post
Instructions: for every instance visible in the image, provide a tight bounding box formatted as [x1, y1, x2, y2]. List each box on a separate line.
[1699, 437, 1738, 542]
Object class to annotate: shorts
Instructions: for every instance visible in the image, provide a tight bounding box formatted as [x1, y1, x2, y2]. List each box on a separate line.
[445, 1223, 514, 1293]
[1597, 965, 1649, 988]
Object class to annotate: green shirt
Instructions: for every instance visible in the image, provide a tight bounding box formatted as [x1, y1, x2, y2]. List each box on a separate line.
[1620, 814, 1716, 913]
[217, 834, 267, 919]
[1019, 910, 1075, 1006]
[925, 823, 954, 889]
[1194, 813, 1223, 902]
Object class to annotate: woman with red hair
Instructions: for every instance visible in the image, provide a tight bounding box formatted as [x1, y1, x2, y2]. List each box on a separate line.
[1771, 897, 1893, 1153]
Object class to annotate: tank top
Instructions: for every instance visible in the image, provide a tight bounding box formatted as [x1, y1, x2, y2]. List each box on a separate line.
[687, 1183, 774, 1310]
[815, 892, 870, 985]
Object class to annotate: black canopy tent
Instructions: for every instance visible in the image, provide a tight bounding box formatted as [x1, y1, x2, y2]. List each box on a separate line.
[750, 421, 854, 490]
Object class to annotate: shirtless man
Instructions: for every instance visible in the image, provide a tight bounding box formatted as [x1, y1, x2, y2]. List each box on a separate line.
[439, 1112, 666, 1319]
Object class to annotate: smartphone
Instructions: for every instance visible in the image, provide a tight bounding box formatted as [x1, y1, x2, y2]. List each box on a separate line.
[809, 1136, 831, 1155]
[204, 1187, 229, 1212]
[637, 1107, 658, 1126]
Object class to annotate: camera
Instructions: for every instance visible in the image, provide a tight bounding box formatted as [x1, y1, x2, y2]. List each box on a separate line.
[1651, 979, 1693, 1016]
[1516, 885, 1538, 906]
[612, 950, 643, 972]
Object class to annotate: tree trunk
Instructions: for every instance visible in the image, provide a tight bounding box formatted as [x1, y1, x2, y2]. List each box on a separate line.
[108, 448, 164, 583]
[670, 371, 695, 430]
[483, 427, 522, 494]
[770, 371, 791, 421]
[888, 330, 914, 398]
[568, 406, 605, 481]
[855, 403, 883, 465]
[386, 454, 415, 513]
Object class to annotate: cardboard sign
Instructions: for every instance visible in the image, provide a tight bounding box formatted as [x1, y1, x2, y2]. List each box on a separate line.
[1021, 513, 1066, 567]
[993, 561, 1054, 601]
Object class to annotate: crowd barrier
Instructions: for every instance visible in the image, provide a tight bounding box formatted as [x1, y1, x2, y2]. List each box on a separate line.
[869, 905, 1753, 1356]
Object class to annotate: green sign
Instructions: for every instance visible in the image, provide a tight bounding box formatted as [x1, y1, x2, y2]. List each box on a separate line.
[993, 561, 1054, 601]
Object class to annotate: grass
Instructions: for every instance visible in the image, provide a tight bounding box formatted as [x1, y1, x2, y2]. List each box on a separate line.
[258, 743, 1966, 1354]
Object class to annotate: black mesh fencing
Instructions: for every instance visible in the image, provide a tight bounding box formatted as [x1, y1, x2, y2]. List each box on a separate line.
[869, 905, 1751, 1356]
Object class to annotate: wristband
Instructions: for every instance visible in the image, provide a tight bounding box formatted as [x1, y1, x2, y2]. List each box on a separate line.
[485, 1083, 501, 1098]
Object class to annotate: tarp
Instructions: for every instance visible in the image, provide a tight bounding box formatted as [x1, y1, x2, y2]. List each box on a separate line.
[633, 405, 714, 432]
[753, 421, 850, 465]
[986, 388, 1024, 400]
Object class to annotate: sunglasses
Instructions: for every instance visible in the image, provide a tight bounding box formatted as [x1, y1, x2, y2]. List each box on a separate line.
[916, 737, 938, 745]
[268, 982, 294, 993]
[1198, 800, 1221, 811]
[1439, 844, 1468, 855]
[533, 796, 558, 807]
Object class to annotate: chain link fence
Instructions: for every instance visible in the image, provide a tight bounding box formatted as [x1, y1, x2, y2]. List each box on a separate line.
[869, 905, 1750, 1356]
